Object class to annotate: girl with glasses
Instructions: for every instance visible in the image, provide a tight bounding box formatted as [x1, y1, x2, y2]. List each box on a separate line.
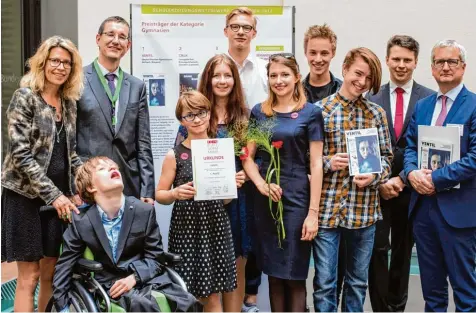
[156, 91, 241, 312]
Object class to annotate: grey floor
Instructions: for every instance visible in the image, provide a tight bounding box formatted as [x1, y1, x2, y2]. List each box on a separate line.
[254, 270, 455, 312]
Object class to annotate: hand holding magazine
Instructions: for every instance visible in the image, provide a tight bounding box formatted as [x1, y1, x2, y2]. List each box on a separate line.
[417, 125, 460, 189]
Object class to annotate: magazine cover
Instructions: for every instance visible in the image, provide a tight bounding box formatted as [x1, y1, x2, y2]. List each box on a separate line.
[419, 139, 453, 170]
[345, 128, 382, 176]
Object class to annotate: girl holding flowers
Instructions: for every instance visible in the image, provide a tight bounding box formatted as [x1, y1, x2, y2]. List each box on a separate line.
[242, 53, 324, 312]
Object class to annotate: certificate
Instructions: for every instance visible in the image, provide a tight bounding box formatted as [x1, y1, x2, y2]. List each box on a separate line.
[191, 138, 238, 201]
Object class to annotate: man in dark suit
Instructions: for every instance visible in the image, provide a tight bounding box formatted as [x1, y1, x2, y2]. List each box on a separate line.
[53, 156, 198, 312]
[366, 35, 435, 312]
[76, 16, 154, 204]
[404, 39, 476, 312]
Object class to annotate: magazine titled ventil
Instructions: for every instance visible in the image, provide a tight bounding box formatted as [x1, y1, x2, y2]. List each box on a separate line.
[419, 138, 453, 171]
[345, 127, 382, 176]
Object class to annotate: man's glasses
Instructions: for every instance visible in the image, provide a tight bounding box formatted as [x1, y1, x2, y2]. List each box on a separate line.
[48, 58, 72, 69]
[102, 32, 129, 43]
[433, 58, 463, 69]
[181, 110, 209, 122]
[227, 24, 254, 33]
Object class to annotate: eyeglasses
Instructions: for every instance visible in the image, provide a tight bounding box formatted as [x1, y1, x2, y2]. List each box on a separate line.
[101, 32, 129, 43]
[181, 110, 209, 122]
[227, 24, 254, 33]
[48, 58, 72, 69]
[269, 53, 296, 62]
[433, 58, 463, 69]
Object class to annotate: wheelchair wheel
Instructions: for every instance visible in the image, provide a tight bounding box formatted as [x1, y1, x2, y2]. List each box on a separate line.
[44, 288, 96, 312]
[44, 291, 87, 312]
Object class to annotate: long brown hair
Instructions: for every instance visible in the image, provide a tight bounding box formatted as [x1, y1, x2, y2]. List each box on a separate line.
[198, 54, 248, 132]
[262, 55, 307, 116]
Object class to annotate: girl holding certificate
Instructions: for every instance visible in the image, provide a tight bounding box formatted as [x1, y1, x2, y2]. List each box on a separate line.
[156, 91, 240, 312]
[175, 54, 251, 312]
[242, 54, 324, 312]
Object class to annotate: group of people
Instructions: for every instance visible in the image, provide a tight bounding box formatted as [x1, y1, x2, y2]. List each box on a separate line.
[1, 6, 475, 313]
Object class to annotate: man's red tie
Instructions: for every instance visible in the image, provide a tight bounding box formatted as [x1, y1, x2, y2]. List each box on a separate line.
[394, 87, 404, 138]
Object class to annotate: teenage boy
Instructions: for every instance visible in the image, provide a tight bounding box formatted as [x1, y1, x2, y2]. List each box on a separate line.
[52, 156, 197, 312]
[366, 35, 435, 312]
[313, 48, 393, 312]
[224, 7, 267, 312]
[303, 24, 342, 103]
[224, 7, 268, 109]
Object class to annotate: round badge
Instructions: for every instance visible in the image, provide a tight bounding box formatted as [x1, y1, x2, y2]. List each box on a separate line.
[180, 153, 189, 160]
[291, 112, 299, 119]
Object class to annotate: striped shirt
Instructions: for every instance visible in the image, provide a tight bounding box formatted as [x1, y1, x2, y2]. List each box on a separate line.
[315, 93, 393, 229]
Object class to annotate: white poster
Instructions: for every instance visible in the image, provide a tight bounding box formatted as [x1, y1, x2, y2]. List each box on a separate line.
[131, 4, 294, 248]
[131, 4, 293, 180]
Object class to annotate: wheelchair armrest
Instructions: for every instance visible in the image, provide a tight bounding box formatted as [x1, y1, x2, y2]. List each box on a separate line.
[76, 258, 103, 272]
[160, 252, 181, 266]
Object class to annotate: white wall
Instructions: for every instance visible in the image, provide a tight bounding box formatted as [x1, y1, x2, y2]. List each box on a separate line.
[77, 0, 476, 90]
[41, 0, 78, 43]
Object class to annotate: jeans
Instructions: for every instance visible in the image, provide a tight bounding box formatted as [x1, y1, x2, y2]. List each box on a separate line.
[312, 225, 376, 312]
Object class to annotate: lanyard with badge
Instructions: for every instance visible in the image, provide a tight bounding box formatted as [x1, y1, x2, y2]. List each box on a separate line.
[93, 58, 124, 127]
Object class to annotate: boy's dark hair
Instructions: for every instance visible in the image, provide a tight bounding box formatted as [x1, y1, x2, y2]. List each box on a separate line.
[98, 16, 130, 38]
[75, 156, 118, 204]
[386, 35, 420, 59]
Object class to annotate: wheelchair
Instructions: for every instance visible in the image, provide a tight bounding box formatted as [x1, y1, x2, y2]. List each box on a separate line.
[40, 206, 190, 312]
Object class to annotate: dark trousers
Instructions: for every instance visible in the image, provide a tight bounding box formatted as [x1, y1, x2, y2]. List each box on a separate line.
[245, 251, 262, 295]
[368, 190, 414, 312]
[413, 196, 476, 312]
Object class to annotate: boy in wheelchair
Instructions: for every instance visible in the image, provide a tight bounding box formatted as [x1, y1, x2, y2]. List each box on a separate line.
[52, 156, 198, 312]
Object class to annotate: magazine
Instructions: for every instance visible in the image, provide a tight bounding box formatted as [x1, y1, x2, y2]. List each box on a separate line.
[419, 138, 453, 170]
[345, 128, 382, 176]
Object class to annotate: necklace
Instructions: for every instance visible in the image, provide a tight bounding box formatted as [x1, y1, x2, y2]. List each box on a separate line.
[55, 122, 64, 143]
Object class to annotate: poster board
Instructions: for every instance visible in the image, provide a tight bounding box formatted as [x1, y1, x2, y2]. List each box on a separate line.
[131, 4, 294, 247]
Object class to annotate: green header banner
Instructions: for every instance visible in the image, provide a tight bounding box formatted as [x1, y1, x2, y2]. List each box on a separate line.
[141, 5, 284, 15]
[256, 45, 284, 51]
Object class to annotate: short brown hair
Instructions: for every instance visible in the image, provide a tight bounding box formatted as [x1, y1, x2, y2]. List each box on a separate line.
[386, 35, 420, 58]
[343, 47, 382, 95]
[304, 24, 337, 54]
[98, 16, 130, 38]
[262, 55, 307, 117]
[75, 156, 118, 204]
[225, 7, 257, 28]
[175, 91, 216, 136]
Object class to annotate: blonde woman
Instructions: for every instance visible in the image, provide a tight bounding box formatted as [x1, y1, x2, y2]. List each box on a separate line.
[1, 35, 84, 312]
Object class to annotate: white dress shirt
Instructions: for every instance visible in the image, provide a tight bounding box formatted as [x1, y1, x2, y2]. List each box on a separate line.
[97, 61, 121, 129]
[226, 52, 268, 109]
[389, 79, 413, 125]
[431, 83, 464, 126]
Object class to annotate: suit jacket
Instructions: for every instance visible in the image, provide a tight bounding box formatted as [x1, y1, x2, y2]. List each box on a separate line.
[367, 81, 435, 185]
[404, 85, 476, 228]
[76, 63, 154, 198]
[53, 197, 164, 309]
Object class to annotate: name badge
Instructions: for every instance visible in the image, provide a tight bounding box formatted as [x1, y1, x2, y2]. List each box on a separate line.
[446, 124, 464, 136]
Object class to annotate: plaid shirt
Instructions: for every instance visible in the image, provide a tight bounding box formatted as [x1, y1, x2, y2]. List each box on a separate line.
[97, 196, 125, 262]
[315, 93, 393, 229]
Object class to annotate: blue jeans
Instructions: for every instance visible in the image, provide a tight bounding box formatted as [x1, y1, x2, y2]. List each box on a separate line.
[312, 225, 376, 312]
